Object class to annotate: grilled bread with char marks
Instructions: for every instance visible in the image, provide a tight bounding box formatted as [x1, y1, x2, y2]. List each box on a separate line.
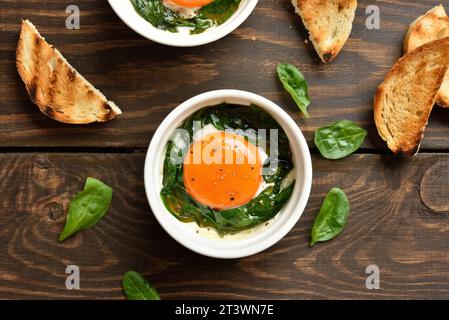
[16, 20, 122, 124]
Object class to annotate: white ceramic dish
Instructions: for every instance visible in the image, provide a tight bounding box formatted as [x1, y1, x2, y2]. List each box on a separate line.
[144, 90, 312, 259]
[107, 0, 259, 47]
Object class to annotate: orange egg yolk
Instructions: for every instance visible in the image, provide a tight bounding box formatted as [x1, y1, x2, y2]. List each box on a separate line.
[169, 0, 214, 8]
[183, 131, 263, 211]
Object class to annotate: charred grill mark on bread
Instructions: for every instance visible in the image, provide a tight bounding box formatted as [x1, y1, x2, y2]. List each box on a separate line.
[16, 20, 122, 124]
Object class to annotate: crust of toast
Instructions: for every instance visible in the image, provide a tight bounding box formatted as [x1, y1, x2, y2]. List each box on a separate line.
[404, 5, 449, 108]
[292, 0, 357, 63]
[16, 20, 122, 124]
[374, 37, 449, 156]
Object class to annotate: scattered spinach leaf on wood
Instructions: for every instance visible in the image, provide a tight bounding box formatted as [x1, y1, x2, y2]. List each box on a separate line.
[314, 120, 367, 160]
[277, 63, 311, 118]
[311, 188, 350, 247]
[59, 178, 113, 242]
[123, 271, 161, 300]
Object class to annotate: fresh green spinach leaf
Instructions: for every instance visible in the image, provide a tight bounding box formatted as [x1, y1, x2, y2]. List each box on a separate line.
[59, 178, 113, 242]
[314, 120, 367, 160]
[277, 63, 310, 118]
[311, 188, 350, 247]
[122, 271, 160, 300]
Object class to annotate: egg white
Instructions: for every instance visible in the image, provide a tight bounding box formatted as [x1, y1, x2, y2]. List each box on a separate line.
[163, 0, 201, 19]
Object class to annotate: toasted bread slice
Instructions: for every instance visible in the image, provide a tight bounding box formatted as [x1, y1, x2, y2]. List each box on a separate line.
[292, 0, 357, 63]
[404, 5, 449, 108]
[16, 20, 122, 124]
[374, 37, 449, 156]
[438, 71, 449, 108]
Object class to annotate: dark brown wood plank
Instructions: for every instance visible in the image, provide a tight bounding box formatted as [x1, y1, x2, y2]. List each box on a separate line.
[1, 0, 449, 149]
[2, 152, 449, 299]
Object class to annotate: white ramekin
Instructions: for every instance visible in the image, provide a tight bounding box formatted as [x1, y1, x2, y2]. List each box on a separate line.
[107, 0, 259, 47]
[144, 90, 312, 259]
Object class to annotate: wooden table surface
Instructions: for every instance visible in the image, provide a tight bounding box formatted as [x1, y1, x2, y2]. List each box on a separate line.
[1, 0, 449, 299]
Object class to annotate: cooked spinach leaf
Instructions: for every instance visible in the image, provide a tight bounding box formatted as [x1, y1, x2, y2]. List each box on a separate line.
[310, 188, 350, 246]
[131, 0, 195, 32]
[314, 120, 367, 159]
[212, 184, 294, 233]
[59, 178, 113, 242]
[195, 0, 241, 33]
[277, 63, 311, 118]
[122, 271, 161, 300]
[161, 103, 295, 235]
[131, 0, 241, 34]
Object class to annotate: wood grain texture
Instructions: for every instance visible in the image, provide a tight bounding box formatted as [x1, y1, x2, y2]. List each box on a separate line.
[1, 153, 449, 299]
[2, 0, 449, 301]
[1, 0, 449, 149]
